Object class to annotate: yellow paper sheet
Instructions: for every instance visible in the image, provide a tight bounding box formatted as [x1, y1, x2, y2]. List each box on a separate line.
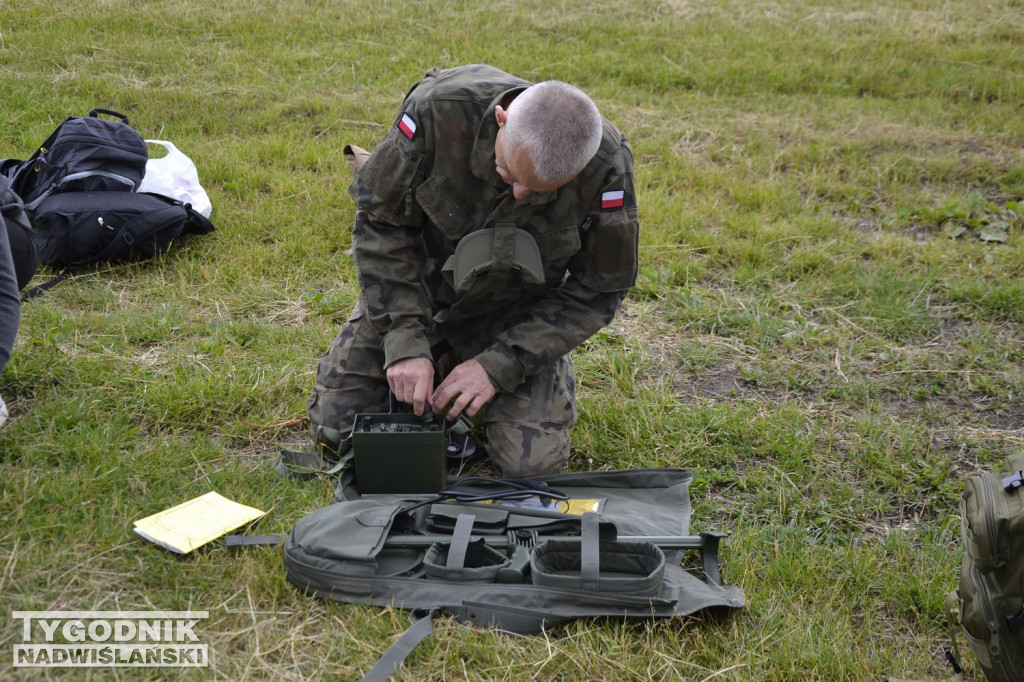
[134, 491, 265, 554]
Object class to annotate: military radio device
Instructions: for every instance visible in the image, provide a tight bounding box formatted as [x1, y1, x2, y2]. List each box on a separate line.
[352, 412, 470, 494]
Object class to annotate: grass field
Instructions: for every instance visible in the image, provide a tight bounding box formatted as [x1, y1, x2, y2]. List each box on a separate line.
[1, 0, 1022, 679]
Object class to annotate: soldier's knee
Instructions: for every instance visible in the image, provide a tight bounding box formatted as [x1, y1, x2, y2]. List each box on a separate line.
[307, 385, 386, 441]
[484, 422, 571, 478]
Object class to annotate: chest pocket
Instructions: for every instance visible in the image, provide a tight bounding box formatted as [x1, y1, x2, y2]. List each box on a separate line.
[416, 174, 478, 243]
[534, 224, 582, 275]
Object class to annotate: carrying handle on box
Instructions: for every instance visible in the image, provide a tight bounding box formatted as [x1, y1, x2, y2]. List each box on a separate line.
[580, 512, 600, 591]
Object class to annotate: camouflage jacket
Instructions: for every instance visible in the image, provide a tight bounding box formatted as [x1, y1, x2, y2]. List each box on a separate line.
[350, 64, 639, 393]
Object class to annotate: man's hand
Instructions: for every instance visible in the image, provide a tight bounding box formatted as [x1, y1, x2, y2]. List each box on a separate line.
[431, 359, 497, 421]
[386, 357, 434, 416]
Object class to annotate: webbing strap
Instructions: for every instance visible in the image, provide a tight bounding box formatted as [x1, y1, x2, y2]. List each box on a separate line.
[492, 223, 517, 270]
[445, 514, 475, 580]
[943, 591, 966, 680]
[275, 426, 352, 480]
[580, 512, 600, 591]
[224, 534, 283, 547]
[21, 268, 73, 299]
[359, 609, 437, 682]
[274, 449, 337, 480]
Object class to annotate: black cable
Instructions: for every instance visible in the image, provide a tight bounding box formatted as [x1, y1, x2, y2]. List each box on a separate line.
[399, 485, 569, 516]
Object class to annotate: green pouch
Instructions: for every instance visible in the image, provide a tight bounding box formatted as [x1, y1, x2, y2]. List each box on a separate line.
[530, 513, 666, 597]
[288, 501, 409, 576]
[427, 503, 509, 534]
[423, 514, 512, 582]
[442, 224, 544, 294]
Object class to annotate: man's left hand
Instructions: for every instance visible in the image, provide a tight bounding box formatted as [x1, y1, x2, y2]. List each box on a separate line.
[431, 359, 496, 421]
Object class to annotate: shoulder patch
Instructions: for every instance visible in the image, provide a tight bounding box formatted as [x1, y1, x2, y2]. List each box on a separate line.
[601, 190, 624, 209]
[397, 113, 417, 140]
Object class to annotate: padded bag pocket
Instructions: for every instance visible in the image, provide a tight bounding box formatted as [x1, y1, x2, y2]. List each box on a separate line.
[32, 190, 213, 267]
[961, 460, 1024, 573]
[427, 503, 508, 535]
[422, 513, 511, 582]
[530, 513, 665, 597]
[289, 501, 407, 576]
[424, 540, 511, 582]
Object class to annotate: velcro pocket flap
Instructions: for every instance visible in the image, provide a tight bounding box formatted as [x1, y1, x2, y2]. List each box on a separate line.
[427, 504, 509, 534]
[292, 501, 404, 562]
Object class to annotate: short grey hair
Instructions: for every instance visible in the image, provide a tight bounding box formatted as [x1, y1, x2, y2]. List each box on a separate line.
[504, 81, 602, 184]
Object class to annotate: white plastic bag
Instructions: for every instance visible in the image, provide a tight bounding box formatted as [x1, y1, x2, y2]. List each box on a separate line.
[138, 140, 212, 218]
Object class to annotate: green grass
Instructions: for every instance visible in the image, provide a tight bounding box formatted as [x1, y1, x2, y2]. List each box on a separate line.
[1, 0, 1022, 679]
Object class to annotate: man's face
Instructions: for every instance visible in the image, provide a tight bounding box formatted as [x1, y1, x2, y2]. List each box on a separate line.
[494, 105, 569, 200]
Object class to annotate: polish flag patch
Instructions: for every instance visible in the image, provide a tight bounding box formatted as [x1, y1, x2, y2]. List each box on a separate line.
[397, 113, 417, 139]
[601, 190, 625, 209]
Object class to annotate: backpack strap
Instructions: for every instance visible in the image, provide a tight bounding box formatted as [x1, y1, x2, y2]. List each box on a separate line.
[21, 267, 73, 299]
[943, 591, 965, 681]
[82, 204, 183, 266]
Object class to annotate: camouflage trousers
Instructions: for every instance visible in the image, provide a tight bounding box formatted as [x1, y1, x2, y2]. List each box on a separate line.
[307, 299, 576, 478]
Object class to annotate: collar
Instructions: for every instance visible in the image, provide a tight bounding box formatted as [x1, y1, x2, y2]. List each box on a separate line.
[470, 86, 561, 208]
[470, 86, 527, 186]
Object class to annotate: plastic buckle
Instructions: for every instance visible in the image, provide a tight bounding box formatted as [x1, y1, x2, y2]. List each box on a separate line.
[1007, 606, 1024, 635]
[1002, 471, 1024, 493]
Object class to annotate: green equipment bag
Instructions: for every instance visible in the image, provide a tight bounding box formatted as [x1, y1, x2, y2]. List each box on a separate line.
[283, 469, 744, 678]
[951, 451, 1024, 681]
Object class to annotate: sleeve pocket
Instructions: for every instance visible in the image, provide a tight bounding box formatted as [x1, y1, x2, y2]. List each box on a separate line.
[349, 128, 423, 224]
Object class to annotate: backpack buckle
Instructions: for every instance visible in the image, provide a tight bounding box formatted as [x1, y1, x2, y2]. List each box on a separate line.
[1007, 606, 1024, 635]
[1002, 471, 1024, 493]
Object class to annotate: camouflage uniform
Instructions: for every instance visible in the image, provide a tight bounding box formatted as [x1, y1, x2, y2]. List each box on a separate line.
[308, 64, 639, 477]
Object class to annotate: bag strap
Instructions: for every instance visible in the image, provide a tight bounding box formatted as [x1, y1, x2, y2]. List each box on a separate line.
[942, 591, 965, 681]
[21, 267, 73, 299]
[359, 608, 438, 682]
[224, 534, 284, 547]
[275, 425, 352, 480]
[79, 204, 183, 267]
[444, 514, 475, 580]
[580, 512, 600, 591]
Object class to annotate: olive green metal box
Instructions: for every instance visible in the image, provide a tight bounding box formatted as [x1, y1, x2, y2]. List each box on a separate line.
[352, 413, 447, 494]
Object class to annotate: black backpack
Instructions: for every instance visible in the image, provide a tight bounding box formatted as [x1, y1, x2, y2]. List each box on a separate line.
[1, 109, 215, 298]
[22, 191, 214, 297]
[1, 109, 148, 213]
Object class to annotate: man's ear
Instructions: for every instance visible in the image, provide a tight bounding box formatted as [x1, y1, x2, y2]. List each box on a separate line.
[495, 105, 508, 127]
